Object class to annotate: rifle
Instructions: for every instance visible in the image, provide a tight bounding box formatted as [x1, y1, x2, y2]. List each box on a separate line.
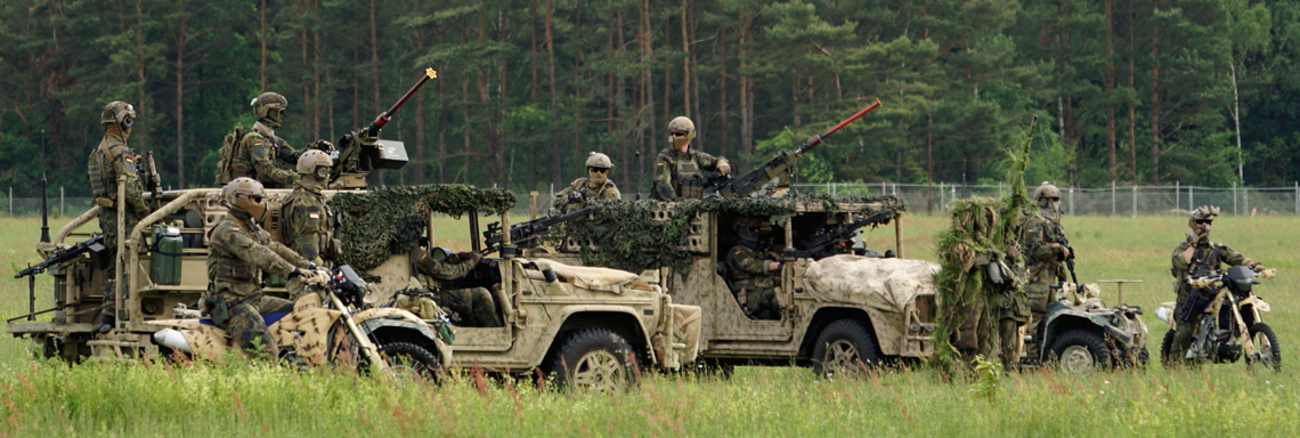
[1042, 221, 1078, 285]
[143, 151, 163, 199]
[14, 235, 107, 279]
[1177, 246, 1221, 322]
[785, 209, 895, 260]
[709, 99, 881, 199]
[330, 68, 437, 186]
[482, 205, 600, 255]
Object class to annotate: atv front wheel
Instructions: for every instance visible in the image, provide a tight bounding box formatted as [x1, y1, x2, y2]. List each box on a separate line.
[1051, 330, 1112, 375]
[1249, 323, 1281, 371]
[811, 319, 880, 379]
[547, 327, 637, 392]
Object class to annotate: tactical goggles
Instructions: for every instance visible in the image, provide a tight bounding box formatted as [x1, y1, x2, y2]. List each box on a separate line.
[1195, 219, 1213, 225]
[246, 195, 264, 204]
[1046, 197, 1060, 202]
[588, 167, 609, 174]
[671, 131, 689, 137]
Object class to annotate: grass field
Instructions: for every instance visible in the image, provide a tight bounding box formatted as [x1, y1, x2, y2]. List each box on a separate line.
[1, 214, 1299, 437]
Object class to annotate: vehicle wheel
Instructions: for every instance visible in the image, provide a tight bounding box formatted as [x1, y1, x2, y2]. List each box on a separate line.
[547, 327, 637, 392]
[1249, 323, 1281, 371]
[811, 319, 880, 379]
[1159, 330, 1175, 369]
[1051, 330, 1112, 375]
[1136, 347, 1150, 369]
[377, 342, 444, 383]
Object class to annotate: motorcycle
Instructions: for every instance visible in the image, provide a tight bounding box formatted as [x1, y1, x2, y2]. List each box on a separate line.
[149, 265, 453, 380]
[1155, 265, 1279, 370]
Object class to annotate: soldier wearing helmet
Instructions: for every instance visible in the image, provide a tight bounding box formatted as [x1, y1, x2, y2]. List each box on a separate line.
[554, 152, 622, 214]
[281, 150, 336, 298]
[86, 101, 152, 333]
[1167, 205, 1262, 363]
[206, 177, 325, 360]
[219, 92, 333, 188]
[725, 216, 781, 320]
[1019, 182, 1070, 340]
[651, 116, 731, 201]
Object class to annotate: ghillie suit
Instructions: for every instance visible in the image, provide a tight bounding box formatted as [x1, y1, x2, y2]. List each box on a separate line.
[331, 185, 516, 271]
[933, 119, 1037, 372]
[543, 194, 905, 273]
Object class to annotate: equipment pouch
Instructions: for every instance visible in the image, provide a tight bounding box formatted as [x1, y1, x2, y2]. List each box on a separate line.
[1176, 289, 1210, 323]
[206, 296, 231, 326]
[94, 197, 115, 208]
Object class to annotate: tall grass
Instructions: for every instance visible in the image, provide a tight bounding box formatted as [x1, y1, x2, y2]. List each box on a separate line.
[2, 215, 1299, 437]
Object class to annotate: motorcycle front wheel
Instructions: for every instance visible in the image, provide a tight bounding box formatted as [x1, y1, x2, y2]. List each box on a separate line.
[1249, 323, 1281, 371]
[377, 342, 444, 383]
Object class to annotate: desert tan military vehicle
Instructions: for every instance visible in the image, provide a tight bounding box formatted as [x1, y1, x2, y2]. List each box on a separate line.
[8, 188, 452, 375]
[523, 195, 936, 377]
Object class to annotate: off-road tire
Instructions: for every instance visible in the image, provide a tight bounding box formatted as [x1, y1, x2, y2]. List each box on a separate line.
[1249, 323, 1281, 371]
[1051, 330, 1112, 375]
[377, 342, 444, 383]
[1159, 330, 1175, 369]
[547, 327, 637, 392]
[811, 319, 880, 379]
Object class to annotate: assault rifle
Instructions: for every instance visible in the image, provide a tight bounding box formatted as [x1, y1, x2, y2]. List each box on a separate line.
[785, 209, 895, 260]
[1177, 246, 1222, 322]
[330, 68, 437, 187]
[708, 99, 881, 199]
[14, 235, 107, 279]
[143, 151, 163, 199]
[1042, 221, 1079, 285]
[482, 205, 600, 255]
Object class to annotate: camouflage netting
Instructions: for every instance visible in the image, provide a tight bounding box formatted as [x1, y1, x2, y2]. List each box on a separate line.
[933, 130, 1035, 371]
[331, 185, 515, 271]
[544, 194, 906, 273]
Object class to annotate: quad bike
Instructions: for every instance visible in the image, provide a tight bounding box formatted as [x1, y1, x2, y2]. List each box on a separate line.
[1022, 282, 1149, 374]
[1156, 265, 1279, 370]
[149, 265, 452, 380]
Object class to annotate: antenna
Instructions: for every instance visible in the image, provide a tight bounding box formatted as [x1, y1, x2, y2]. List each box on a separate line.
[39, 130, 50, 243]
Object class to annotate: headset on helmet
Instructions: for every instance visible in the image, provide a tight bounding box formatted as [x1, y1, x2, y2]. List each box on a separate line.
[100, 101, 136, 131]
[297, 149, 335, 179]
[222, 177, 269, 221]
[250, 92, 288, 118]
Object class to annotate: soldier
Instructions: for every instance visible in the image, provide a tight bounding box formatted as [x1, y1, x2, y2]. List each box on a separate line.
[216, 92, 332, 188]
[725, 218, 781, 320]
[282, 150, 335, 298]
[1020, 182, 1070, 343]
[651, 116, 731, 201]
[1168, 205, 1262, 362]
[87, 101, 151, 333]
[207, 177, 326, 360]
[554, 152, 621, 213]
[410, 246, 502, 327]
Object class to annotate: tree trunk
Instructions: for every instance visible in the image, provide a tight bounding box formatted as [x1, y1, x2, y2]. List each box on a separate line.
[260, 0, 267, 90]
[1105, 0, 1116, 180]
[1127, 0, 1137, 182]
[719, 25, 728, 159]
[681, 0, 690, 119]
[136, 0, 147, 152]
[413, 15, 427, 186]
[1149, 0, 1160, 185]
[438, 57, 447, 185]
[616, 9, 628, 190]
[642, 0, 656, 185]
[545, 0, 560, 187]
[175, 0, 187, 189]
[663, 18, 672, 122]
[530, 0, 539, 102]
[689, 0, 701, 150]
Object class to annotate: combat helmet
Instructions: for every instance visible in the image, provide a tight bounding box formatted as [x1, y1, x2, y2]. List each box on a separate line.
[585, 152, 614, 170]
[297, 149, 335, 179]
[1187, 205, 1220, 231]
[668, 116, 696, 149]
[222, 177, 268, 221]
[100, 101, 136, 131]
[1033, 182, 1061, 200]
[250, 92, 288, 128]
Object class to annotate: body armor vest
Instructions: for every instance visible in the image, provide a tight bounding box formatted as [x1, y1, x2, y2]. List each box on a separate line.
[88, 138, 125, 202]
[676, 159, 704, 199]
[207, 218, 263, 289]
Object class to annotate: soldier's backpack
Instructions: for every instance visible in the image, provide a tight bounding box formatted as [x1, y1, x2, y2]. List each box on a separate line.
[215, 126, 249, 185]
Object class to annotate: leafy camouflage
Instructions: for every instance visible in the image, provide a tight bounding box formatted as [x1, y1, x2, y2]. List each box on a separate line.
[331, 184, 516, 271]
[544, 194, 905, 273]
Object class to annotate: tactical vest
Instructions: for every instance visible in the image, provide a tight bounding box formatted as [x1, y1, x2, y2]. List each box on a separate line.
[206, 218, 263, 292]
[280, 189, 331, 254]
[676, 158, 704, 199]
[215, 127, 251, 185]
[88, 139, 125, 205]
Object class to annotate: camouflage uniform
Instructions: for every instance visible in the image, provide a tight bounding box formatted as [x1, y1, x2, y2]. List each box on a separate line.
[1021, 213, 1068, 322]
[412, 249, 502, 327]
[725, 244, 780, 320]
[1169, 235, 1251, 361]
[282, 180, 331, 298]
[554, 178, 621, 213]
[228, 122, 303, 188]
[651, 147, 725, 201]
[206, 212, 310, 359]
[87, 105, 150, 327]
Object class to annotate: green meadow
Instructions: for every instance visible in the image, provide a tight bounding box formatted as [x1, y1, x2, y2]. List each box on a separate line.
[1, 214, 1298, 437]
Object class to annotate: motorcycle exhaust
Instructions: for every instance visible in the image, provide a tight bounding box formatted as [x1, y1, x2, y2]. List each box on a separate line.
[154, 328, 193, 353]
[1155, 307, 1171, 324]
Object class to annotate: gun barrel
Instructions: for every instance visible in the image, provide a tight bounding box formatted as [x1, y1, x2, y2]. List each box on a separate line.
[368, 68, 438, 135]
[818, 99, 882, 141]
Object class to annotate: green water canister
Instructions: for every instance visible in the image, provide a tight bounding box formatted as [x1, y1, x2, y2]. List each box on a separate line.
[150, 224, 184, 285]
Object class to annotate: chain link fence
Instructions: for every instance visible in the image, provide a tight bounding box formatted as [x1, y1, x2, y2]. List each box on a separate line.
[7, 183, 1300, 218]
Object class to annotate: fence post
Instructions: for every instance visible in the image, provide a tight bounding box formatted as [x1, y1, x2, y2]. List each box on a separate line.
[60, 187, 64, 217]
[1244, 187, 1250, 216]
[952, 184, 957, 203]
[1189, 185, 1194, 209]
[1131, 185, 1137, 218]
[1175, 181, 1180, 211]
[1111, 181, 1116, 216]
[892, 182, 897, 197]
[1068, 187, 1074, 216]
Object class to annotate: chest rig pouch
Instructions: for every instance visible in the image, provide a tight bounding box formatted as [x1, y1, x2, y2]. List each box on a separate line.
[676, 159, 704, 199]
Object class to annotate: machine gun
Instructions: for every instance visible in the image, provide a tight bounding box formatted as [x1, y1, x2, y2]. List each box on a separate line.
[708, 99, 881, 199]
[482, 205, 600, 255]
[785, 209, 895, 260]
[14, 235, 107, 280]
[330, 68, 437, 187]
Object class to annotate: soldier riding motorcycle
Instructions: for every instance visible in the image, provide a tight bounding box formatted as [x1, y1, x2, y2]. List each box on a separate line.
[150, 264, 452, 380]
[1157, 265, 1279, 370]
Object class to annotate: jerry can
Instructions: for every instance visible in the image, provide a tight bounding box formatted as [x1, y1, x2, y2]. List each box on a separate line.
[150, 224, 183, 285]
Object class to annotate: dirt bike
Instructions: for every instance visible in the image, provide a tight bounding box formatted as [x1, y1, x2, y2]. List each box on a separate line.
[149, 265, 453, 381]
[1155, 265, 1279, 370]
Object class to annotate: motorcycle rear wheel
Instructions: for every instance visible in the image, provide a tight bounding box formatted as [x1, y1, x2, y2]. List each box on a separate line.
[1249, 323, 1281, 371]
[1159, 330, 1175, 369]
